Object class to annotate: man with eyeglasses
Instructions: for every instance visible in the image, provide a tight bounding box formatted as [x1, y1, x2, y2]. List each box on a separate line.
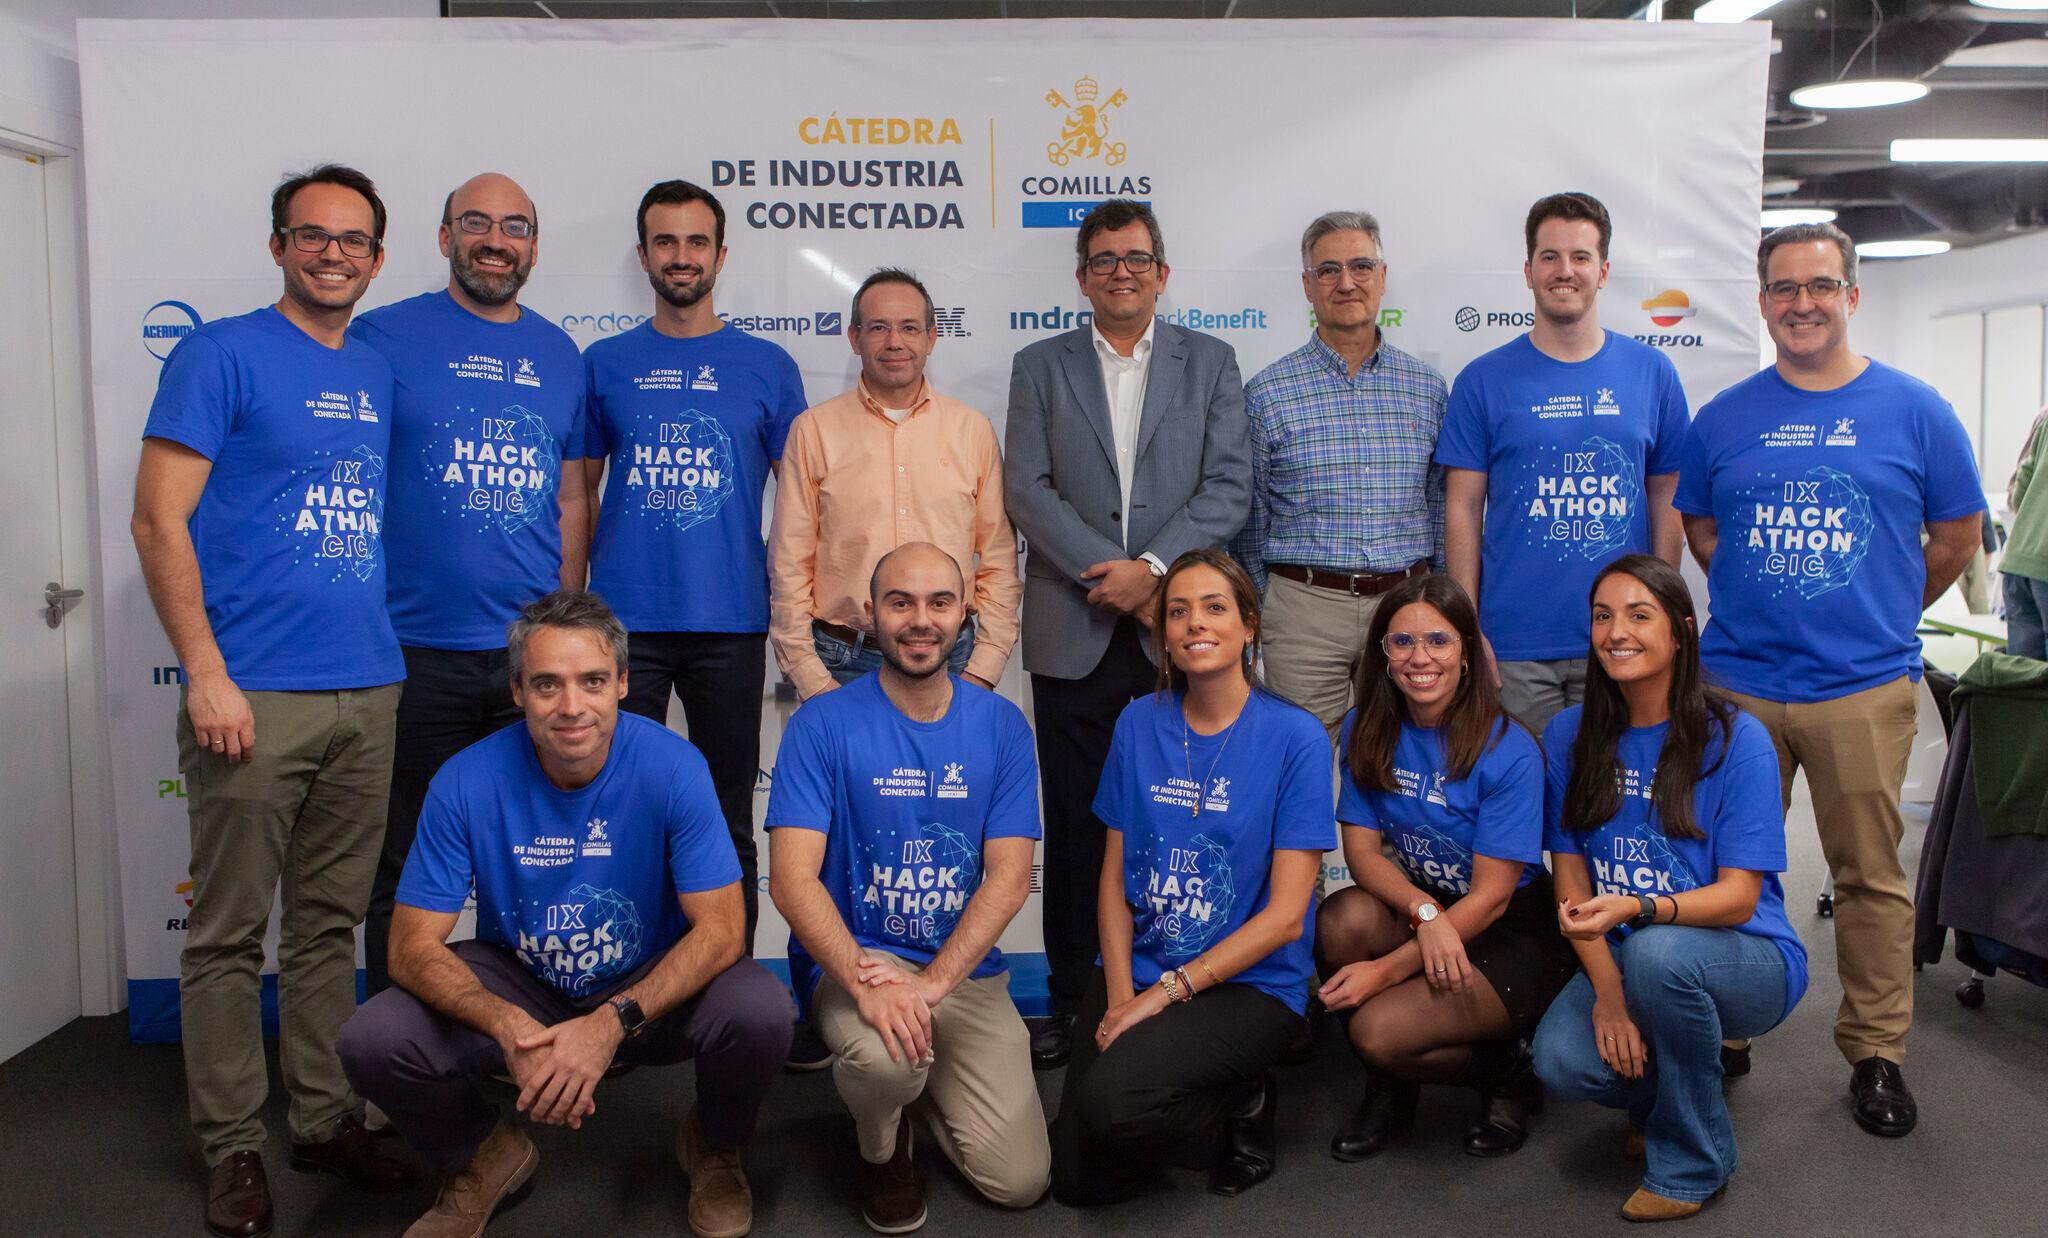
[1675, 222, 1983, 1139]
[1004, 197, 1251, 1068]
[1229, 211, 1447, 741]
[350, 173, 592, 1004]
[1437, 192, 1689, 736]
[132, 163, 414, 1238]
[581, 180, 807, 959]
[768, 267, 1020, 700]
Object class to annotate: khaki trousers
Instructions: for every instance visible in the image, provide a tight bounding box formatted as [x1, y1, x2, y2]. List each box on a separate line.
[177, 683, 399, 1163]
[812, 955, 1049, 1207]
[1260, 572, 1390, 744]
[1724, 676, 1918, 1065]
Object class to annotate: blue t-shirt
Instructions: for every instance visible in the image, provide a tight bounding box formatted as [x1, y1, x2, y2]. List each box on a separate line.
[582, 322, 805, 632]
[1092, 689, 1337, 1015]
[1675, 361, 1986, 702]
[1541, 704, 1808, 1016]
[142, 306, 403, 691]
[1435, 332, 1689, 660]
[350, 291, 588, 650]
[764, 673, 1042, 1003]
[397, 713, 741, 998]
[1336, 713, 1545, 896]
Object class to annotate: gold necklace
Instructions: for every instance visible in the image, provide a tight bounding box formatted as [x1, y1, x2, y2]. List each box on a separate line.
[1181, 696, 1246, 821]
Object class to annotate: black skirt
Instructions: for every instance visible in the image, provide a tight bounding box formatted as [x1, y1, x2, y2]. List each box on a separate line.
[1453, 871, 1580, 1039]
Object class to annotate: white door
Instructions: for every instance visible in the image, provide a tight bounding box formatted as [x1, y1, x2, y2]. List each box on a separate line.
[0, 147, 82, 1063]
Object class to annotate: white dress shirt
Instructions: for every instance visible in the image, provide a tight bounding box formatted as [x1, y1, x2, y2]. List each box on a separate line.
[1092, 318, 1156, 553]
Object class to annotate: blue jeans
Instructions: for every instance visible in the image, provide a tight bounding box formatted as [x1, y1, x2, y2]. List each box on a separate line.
[2004, 571, 2048, 660]
[813, 616, 977, 684]
[1533, 927, 1790, 1203]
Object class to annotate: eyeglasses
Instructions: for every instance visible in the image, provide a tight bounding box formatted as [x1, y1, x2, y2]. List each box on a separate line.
[277, 226, 378, 258]
[1307, 257, 1385, 285]
[1085, 251, 1157, 275]
[1382, 630, 1461, 660]
[860, 320, 927, 340]
[449, 211, 535, 240]
[1763, 277, 1851, 303]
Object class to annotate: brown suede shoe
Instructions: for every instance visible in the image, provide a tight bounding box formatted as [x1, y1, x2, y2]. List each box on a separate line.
[205, 1150, 273, 1238]
[291, 1114, 416, 1192]
[678, 1105, 753, 1238]
[859, 1115, 926, 1234]
[404, 1113, 538, 1238]
[1621, 1185, 1720, 1223]
[1621, 1125, 1646, 1162]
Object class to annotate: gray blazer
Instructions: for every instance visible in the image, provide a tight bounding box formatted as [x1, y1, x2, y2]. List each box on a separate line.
[1003, 320, 1251, 679]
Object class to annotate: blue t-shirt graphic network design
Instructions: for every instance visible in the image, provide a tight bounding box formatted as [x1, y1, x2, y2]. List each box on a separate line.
[397, 713, 741, 998]
[142, 306, 403, 691]
[1675, 361, 1985, 702]
[582, 322, 806, 632]
[1435, 332, 1689, 660]
[1093, 689, 1336, 1014]
[351, 291, 588, 650]
[1541, 705, 1809, 1015]
[765, 673, 1041, 1004]
[1336, 713, 1545, 896]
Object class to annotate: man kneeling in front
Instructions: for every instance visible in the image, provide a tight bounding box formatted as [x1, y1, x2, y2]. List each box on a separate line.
[340, 590, 793, 1238]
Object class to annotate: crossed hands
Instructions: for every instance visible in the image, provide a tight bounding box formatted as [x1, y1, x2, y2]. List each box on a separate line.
[854, 954, 944, 1065]
[501, 1009, 624, 1130]
[1081, 559, 1159, 628]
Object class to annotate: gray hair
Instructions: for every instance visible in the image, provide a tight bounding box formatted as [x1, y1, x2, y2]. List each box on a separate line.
[506, 590, 629, 682]
[1300, 210, 1384, 268]
[1758, 221, 1857, 288]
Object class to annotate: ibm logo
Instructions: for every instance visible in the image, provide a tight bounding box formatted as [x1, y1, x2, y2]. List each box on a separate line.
[933, 307, 970, 338]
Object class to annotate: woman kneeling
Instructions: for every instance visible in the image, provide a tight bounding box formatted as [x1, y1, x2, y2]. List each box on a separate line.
[1050, 550, 1334, 1204]
[1315, 574, 1576, 1161]
[1532, 555, 1808, 1222]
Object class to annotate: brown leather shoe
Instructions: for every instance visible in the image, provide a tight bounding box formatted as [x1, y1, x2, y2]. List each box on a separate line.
[205, 1150, 273, 1238]
[1621, 1124, 1646, 1162]
[404, 1113, 538, 1238]
[678, 1105, 753, 1238]
[292, 1113, 416, 1192]
[1621, 1185, 1720, 1222]
[859, 1115, 926, 1234]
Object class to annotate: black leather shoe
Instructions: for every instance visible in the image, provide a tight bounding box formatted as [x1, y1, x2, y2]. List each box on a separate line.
[1850, 1056, 1917, 1137]
[290, 1115, 414, 1192]
[1465, 1045, 1542, 1158]
[1208, 1073, 1278, 1196]
[1330, 1071, 1418, 1162]
[1281, 1004, 1319, 1067]
[205, 1150, 273, 1238]
[1720, 1040, 1752, 1088]
[1030, 1014, 1074, 1071]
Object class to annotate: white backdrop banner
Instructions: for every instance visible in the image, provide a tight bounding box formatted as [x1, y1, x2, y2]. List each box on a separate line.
[80, 16, 1767, 1040]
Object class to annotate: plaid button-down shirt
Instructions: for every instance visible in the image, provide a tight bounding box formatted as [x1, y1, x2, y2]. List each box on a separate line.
[1230, 332, 1449, 593]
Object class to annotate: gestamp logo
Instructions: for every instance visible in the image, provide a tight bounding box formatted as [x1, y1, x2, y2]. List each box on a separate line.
[1045, 75, 1129, 167]
[142, 300, 203, 361]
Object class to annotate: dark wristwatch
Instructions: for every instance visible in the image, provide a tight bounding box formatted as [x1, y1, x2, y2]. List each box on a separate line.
[1628, 893, 1658, 929]
[607, 994, 647, 1038]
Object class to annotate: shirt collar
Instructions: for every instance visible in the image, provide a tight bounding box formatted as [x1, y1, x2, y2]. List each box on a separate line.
[1309, 329, 1387, 378]
[1092, 318, 1156, 366]
[854, 376, 934, 421]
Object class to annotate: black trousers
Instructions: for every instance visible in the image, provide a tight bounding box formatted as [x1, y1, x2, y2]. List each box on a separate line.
[1031, 618, 1156, 1015]
[1050, 967, 1301, 1205]
[367, 645, 523, 996]
[619, 630, 766, 948]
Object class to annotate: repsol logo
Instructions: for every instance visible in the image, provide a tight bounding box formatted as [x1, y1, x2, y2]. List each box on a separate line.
[1631, 333, 1704, 349]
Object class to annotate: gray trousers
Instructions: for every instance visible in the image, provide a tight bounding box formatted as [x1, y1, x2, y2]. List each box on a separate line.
[338, 940, 793, 1174]
[1498, 657, 1588, 737]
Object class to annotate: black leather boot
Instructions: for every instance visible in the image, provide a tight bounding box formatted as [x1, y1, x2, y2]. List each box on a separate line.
[1208, 1072, 1278, 1196]
[1464, 1041, 1542, 1158]
[1329, 1067, 1419, 1162]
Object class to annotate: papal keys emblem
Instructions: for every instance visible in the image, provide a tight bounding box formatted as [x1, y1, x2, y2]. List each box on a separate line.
[1046, 75, 1128, 167]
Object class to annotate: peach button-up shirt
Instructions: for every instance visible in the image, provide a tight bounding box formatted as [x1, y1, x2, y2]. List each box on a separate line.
[768, 378, 1021, 699]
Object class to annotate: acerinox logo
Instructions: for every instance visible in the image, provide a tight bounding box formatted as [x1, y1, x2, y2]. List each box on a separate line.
[142, 300, 203, 361]
[1641, 289, 1697, 328]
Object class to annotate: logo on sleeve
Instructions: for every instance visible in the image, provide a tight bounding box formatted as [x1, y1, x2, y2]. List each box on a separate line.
[581, 818, 613, 857]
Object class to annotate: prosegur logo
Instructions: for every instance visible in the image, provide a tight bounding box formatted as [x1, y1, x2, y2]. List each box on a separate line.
[1454, 306, 1536, 333]
[142, 300, 203, 361]
[1636, 289, 1703, 348]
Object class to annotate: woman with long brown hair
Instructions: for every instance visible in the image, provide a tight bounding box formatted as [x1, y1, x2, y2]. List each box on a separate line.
[1314, 574, 1576, 1162]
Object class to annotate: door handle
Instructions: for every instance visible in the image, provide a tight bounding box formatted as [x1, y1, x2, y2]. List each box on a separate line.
[44, 581, 84, 629]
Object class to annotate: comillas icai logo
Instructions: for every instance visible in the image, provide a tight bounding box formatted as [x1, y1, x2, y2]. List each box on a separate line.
[142, 300, 203, 361]
[1021, 75, 1152, 229]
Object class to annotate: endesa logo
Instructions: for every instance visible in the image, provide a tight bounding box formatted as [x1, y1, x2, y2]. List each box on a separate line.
[558, 311, 650, 339]
[1636, 289, 1704, 348]
[142, 300, 203, 361]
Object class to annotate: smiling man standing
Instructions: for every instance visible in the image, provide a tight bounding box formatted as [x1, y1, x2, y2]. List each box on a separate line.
[132, 164, 413, 1237]
[1676, 222, 1984, 1139]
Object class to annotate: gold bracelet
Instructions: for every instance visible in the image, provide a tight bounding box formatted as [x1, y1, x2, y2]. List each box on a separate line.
[1175, 967, 1195, 998]
[1196, 957, 1220, 989]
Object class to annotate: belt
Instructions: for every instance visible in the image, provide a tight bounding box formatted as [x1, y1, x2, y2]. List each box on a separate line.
[1268, 560, 1430, 597]
[812, 618, 868, 645]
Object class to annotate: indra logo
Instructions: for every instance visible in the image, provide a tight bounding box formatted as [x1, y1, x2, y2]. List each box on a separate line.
[1637, 289, 1703, 348]
[1046, 75, 1129, 167]
[142, 300, 203, 361]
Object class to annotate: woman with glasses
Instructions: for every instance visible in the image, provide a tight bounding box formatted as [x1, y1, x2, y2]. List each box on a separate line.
[1049, 549, 1334, 1205]
[1532, 555, 1807, 1222]
[1314, 574, 1575, 1163]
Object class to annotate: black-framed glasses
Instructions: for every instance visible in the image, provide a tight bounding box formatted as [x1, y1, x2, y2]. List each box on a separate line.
[1764, 277, 1851, 303]
[1086, 251, 1157, 275]
[449, 211, 535, 240]
[1382, 630, 1461, 660]
[276, 226, 378, 258]
[1308, 257, 1385, 284]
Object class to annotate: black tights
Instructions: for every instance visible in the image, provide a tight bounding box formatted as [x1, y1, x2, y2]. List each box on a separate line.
[1314, 885, 1515, 1086]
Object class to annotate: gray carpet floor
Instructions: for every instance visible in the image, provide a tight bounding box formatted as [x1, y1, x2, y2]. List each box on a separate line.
[4, 782, 2044, 1237]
